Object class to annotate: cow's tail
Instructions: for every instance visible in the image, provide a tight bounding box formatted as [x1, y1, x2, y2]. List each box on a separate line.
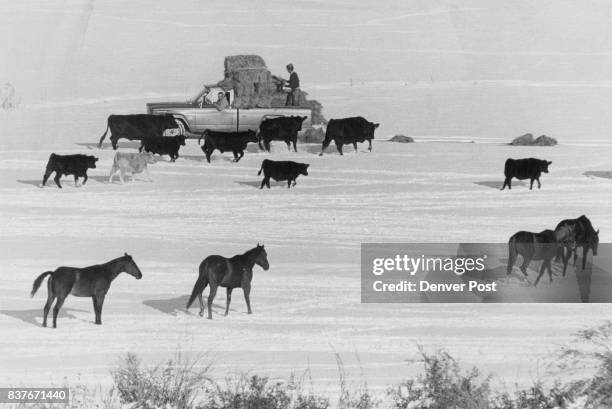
[503, 159, 513, 178]
[98, 119, 110, 149]
[186, 275, 206, 310]
[31, 271, 53, 297]
[257, 160, 266, 176]
[320, 123, 332, 155]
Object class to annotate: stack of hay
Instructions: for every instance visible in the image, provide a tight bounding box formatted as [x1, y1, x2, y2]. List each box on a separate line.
[510, 133, 558, 146]
[216, 55, 326, 124]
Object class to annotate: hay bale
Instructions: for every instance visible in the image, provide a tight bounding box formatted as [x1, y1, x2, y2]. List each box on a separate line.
[224, 55, 267, 75]
[510, 133, 535, 145]
[389, 135, 414, 143]
[299, 126, 326, 143]
[534, 135, 557, 146]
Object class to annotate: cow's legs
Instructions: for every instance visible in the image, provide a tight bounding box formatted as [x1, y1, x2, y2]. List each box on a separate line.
[74, 175, 79, 187]
[82, 173, 88, 185]
[368, 139, 372, 152]
[206, 284, 218, 319]
[292, 138, 297, 152]
[225, 288, 233, 316]
[266, 177, 271, 189]
[353, 141, 358, 152]
[319, 140, 331, 156]
[119, 170, 125, 184]
[536, 177, 541, 189]
[53, 174, 63, 189]
[264, 141, 271, 152]
[286, 141, 291, 151]
[336, 143, 343, 155]
[145, 167, 152, 182]
[501, 177, 512, 190]
[131, 172, 136, 183]
[287, 180, 292, 188]
[138, 143, 144, 153]
[41, 170, 53, 187]
[529, 178, 535, 190]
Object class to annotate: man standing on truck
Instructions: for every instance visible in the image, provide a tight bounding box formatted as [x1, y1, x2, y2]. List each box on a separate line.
[284, 64, 300, 106]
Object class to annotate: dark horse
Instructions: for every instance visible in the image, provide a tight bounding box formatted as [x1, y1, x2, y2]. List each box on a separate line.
[186, 244, 269, 319]
[30, 253, 143, 328]
[506, 225, 575, 286]
[555, 215, 599, 275]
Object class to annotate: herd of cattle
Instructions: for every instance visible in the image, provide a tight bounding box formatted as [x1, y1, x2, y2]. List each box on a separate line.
[41, 114, 380, 189]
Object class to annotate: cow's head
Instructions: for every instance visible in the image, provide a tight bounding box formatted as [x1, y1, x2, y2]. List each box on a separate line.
[292, 116, 308, 131]
[366, 121, 380, 140]
[142, 152, 157, 164]
[177, 134, 186, 146]
[87, 156, 98, 169]
[300, 163, 310, 176]
[246, 129, 258, 143]
[540, 160, 552, 173]
[164, 114, 179, 127]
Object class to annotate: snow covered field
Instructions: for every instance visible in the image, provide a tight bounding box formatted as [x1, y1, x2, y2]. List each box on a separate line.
[1, 0, 611, 399]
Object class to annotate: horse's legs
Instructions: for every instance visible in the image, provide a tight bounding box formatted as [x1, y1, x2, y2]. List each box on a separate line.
[225, 288, 233, 316]
[52, 296, 66, 328]
[243, 285, 252, 314]
[581, 246, 589, 270]
[207, 284, 218, 320]
[42, 293, 55, 327]
[534, 262, 546, 287]
[95, 294, 105, 325]
[520, 256, 532, 278]
[92, 296, 99, 324]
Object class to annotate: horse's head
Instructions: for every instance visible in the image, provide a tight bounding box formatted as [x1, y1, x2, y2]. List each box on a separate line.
[555, 224, 576, 248]
[592, 229, 599, 256]
[254, 244, 269, 271]
[122, 252, 143, 279]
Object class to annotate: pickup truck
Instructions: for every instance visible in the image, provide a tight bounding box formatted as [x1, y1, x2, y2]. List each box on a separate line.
[146, 86, 312, 138]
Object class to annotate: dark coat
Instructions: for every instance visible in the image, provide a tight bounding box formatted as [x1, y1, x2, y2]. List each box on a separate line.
[501, 158, 552, 190]
[320, 116, 379, 155]
[98, 114, 179, 149]
[41, 153, 98, 188]
[139, 135, 186, 161]
[199, 129, 258, 163]
[258, 116, 307, 152]
[257, 159, 309, 189]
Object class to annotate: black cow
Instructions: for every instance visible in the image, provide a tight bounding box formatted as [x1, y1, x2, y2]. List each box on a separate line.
[320, 116, 379, 156]
[258, 116, 307, 152]
[139, 135, 186, 162]
[98, 114, 179, 150]
[199, 129, 258, 163]
[41, 153, 98, 188]
[501, 158, 552, 190]
[258, 159, 309, 189]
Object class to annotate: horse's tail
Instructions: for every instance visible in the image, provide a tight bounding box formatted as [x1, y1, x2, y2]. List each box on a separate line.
[507, 237, 518, 275]
[31, 271, 53, 297]
[186, 275, 206, 309]
[98, 118, 110, 148]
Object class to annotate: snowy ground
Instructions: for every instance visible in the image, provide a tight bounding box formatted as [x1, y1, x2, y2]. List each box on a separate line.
[1, 0, 612, 400]
[0, 101, 611, 394]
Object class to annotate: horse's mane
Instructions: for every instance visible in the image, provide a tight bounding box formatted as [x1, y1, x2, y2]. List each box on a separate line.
[102, 254, 130, 265]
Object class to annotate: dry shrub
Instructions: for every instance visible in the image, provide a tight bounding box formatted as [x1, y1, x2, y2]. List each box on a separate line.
[299, 127, 326, 143]
[510, 133, 557, 146]
[389, 135, 414, 143]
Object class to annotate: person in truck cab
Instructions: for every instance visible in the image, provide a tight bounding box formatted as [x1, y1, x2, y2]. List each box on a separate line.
[214, 91, 229, 111]
[284, 64, 300, 106]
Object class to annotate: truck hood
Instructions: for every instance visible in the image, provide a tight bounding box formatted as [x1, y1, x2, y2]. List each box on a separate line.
[146, 101, 195, 114]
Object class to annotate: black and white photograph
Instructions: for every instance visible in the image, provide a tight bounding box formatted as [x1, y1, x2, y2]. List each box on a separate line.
[0, 1, 611, 408]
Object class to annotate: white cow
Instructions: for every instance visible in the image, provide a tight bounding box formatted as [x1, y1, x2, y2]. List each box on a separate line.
[109, 152, 156, 184]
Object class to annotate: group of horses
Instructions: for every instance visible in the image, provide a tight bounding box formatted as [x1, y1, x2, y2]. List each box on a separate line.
[507, 215, 600, 286]
[30, 245, 270, 328]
